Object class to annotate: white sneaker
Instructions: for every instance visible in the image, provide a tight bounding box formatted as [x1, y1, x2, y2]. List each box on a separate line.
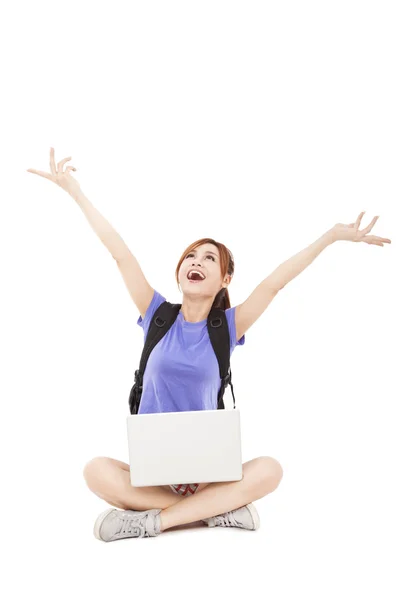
[202, 503, 260, 530]
[94, 508, 162, 541]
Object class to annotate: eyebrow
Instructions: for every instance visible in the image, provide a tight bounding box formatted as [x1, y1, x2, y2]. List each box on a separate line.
[190, 250, 219, 258]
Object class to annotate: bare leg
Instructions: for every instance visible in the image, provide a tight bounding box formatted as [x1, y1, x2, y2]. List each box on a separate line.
[159, 456, 283, 531]
[83, 456, 283, 531]
[83, 456, 210, 511]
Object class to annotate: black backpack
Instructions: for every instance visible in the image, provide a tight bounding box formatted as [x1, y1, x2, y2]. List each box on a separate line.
[129, 300, 237, 414]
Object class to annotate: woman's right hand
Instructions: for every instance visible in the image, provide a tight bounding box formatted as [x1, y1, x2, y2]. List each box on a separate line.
[27, 147, 82, 198]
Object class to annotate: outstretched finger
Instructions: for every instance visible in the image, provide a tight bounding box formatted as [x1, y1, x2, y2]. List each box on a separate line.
[361, 215, 379, 235]
[50, 147, 56, 175]
[361, 234, 390, 245]
[354, 211, 366, 229]
[57, 156, 72, 172]
[26, 169, 53, 180]
[360, 237, 379, 245]
[375, 236, 391, 244]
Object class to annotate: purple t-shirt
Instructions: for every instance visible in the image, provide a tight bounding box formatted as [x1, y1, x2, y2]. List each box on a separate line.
[136, 290, 245, 414]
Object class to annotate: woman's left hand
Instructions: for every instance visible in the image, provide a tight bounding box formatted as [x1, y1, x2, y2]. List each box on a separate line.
[331, 212, 392, 246]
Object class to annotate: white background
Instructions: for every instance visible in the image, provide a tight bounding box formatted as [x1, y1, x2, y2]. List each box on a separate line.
[1, 1, 399, 598]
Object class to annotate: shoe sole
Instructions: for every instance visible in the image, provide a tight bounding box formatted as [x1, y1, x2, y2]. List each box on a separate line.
[93, 508, 116, 541]
[246, 503, 260, 530]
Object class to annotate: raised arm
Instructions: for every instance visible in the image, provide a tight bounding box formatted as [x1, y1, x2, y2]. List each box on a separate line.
[27, 147, 154, 319]
[235, 212, 391, 339]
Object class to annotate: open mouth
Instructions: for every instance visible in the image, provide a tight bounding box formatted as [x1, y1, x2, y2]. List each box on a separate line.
[187, 270, 206, 283]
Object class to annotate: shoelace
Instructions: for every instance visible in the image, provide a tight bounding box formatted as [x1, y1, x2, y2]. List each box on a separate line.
[214, 511, 238, 527]
[118, 514, 147, 538]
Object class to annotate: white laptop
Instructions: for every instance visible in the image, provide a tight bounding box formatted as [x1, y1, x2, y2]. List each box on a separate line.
[126, 409, 242, 487]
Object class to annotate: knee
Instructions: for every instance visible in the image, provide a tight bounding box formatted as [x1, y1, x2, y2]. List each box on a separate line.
[82, 456, 109, 489]
[256, 456, 284, 491]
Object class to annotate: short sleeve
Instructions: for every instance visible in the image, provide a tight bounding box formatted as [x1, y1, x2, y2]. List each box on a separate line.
[225, 306, 245, 354]
[137, 290, 167, 340]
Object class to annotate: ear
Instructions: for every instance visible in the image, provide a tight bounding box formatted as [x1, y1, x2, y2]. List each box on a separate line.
[223, 274, 232, 287]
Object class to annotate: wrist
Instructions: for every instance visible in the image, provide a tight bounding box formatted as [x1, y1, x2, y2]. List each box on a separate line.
[324, 228, 337, 245]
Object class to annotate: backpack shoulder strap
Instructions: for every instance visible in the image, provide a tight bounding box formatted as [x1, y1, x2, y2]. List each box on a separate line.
[129, 301, 237, 414]
[207, 307, 237, 410]
[139, 301, 181, 373]
[129, 301, 181, 414]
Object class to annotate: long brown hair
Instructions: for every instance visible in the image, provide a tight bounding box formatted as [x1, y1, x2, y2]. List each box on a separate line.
[175, 238, 235, 310]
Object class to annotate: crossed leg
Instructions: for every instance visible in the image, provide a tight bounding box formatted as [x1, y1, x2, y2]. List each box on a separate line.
[159, 456, 283, 530]
[83, 456, 283, 530]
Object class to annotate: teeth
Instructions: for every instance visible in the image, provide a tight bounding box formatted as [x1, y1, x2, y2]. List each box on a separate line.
[188, 270, 205, 280]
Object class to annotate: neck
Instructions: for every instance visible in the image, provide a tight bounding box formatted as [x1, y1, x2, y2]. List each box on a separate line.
[180, 295, 216, 323]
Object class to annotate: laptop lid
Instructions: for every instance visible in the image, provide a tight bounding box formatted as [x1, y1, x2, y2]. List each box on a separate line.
[126, 409, 242, 487]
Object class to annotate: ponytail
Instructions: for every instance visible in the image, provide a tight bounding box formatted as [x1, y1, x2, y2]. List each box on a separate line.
[211, 287, 231, 310]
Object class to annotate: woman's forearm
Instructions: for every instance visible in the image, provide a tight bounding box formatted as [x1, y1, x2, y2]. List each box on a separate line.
[71, 189, 130, 261]
[265, 229, 335, 291]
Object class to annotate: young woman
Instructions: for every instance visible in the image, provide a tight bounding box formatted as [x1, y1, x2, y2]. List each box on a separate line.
[28, 148, 391, 542]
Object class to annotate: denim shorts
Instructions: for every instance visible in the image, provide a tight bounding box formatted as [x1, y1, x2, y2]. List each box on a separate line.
[169, 483, 200, 496]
